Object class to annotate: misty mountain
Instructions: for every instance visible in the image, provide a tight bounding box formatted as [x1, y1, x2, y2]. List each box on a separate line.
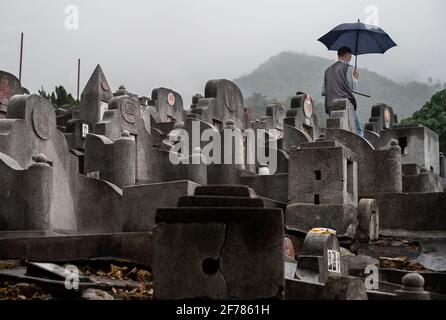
[234, 52, 439, 123]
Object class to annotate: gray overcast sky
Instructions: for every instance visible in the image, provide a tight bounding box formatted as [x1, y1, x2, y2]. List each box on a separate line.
[1, 0, 445, 104]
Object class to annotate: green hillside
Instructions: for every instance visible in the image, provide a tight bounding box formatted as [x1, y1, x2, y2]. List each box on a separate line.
[234, 52, 438, 123]
[402, 89, 446, 152]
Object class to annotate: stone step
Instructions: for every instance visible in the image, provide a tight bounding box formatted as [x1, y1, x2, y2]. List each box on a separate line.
[194, 185, 257, 198]
[177, 195, 264, 208]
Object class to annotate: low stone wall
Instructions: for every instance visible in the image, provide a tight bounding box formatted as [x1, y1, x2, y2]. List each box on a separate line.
[0, 232, 153, 267]
[239, 173, 288, 203]
[361, 192, 446, 231]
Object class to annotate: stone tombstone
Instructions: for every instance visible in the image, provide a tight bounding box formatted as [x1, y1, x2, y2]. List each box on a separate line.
[62, 118, 91, 152]
[80, 65, 113, 128]
[364, 121, 440, 177]
[138, 96, 151, 107]
[266, 103, 286, 131]
[326, 99, 357, 134]
[151, 88, 184, 123]
[284, 92, 320, 141]
[6, 94, 57, 145]
[153, 185, 284, 300]
[0, 71, 22, 106]
[0, 71, 23, 118]
[86, 89, 156, 184]
[296, 230, 348, 284]
[100, 94, 142, 138]
[55, 107, 74, 131]
[255, 103, 286, 139]
[192, 79, 245, 129]
[190, 93, 203, 110]
[1, 94, 79, 231]
[325, 129, 403, 195]
[286, 140, 359, 238]
[357, 199, 379, 241]
[365, 104, 397, 133]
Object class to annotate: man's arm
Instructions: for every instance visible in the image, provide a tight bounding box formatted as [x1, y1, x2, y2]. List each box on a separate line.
[347, 65, 359, 91]
[322, 77, 326, 96]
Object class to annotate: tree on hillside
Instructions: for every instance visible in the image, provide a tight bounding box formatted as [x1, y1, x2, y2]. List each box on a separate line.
[38, 85, 79, 108]
[245, 93, 269, 108]
[245, 93, 272, 119]
[402, 89, 446, 152]
[434, 79, 442, 92]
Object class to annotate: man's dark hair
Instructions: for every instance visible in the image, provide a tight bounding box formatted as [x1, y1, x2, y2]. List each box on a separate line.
[337, 47, 352, 57]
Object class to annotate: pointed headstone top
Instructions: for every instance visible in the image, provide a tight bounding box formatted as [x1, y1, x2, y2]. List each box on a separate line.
[82, 64, 112, 98]
[80, 64, 113, 126]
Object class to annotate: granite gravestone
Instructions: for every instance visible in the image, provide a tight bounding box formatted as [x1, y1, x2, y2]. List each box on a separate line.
[191, 79, 246, 130]
[0, 71, 23, 118]
[326, 99, 357, 134]
[254, 103, 286, 140]
[283, 92, 321, 152]
[153, 185, 284, 300]
[284, 92, 320, 140]
[364, 104, 397, 134]
[80, 65, 113, 128]
[85, 91, 152, 185]
[151, 88, 184, 123]
[296, 230, 348, 284]
[286, 140, 359, 238]
[0, 94, 79, 232]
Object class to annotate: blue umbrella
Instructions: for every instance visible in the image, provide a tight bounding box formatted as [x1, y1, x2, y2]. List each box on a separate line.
[318, 19, 397, 68]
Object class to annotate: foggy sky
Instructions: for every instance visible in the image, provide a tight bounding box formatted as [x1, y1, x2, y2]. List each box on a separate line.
[1, 0, 445, 104]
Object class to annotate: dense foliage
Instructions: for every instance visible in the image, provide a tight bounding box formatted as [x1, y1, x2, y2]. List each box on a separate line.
[402, 90, 446, 152]
[38, 85, 79, 108]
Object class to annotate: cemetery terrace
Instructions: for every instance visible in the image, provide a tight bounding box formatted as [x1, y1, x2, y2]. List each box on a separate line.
[0, 66, 445, 300]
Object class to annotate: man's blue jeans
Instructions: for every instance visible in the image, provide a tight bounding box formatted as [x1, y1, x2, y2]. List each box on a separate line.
[355, 111, 364, 137]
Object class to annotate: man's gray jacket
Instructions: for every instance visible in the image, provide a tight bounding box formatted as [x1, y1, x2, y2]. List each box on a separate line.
[322, 60, 357, 115]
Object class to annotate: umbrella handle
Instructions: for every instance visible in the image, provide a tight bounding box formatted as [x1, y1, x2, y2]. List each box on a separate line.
[355, 19, 360, 69]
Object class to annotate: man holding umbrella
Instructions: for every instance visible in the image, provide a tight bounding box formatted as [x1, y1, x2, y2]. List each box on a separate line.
[322, 46, 362, 136]
[318, 20, 397, 138]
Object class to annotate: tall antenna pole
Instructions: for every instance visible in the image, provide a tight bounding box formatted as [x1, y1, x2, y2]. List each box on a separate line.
[19, 32, 24, 83]
[77, 58, 80, 101]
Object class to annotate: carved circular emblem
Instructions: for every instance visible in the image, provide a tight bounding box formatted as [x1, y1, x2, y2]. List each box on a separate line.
[101, 81, 110, 92]
[32, 104, 52, 140]
[384, 107, 391, 129]
[121, 99, 138, 124]
[167, 92, 175, 106]
[303, 95, 313, 119]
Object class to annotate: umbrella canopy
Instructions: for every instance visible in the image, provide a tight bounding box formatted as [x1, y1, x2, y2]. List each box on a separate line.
[318, 20, 397, 67]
